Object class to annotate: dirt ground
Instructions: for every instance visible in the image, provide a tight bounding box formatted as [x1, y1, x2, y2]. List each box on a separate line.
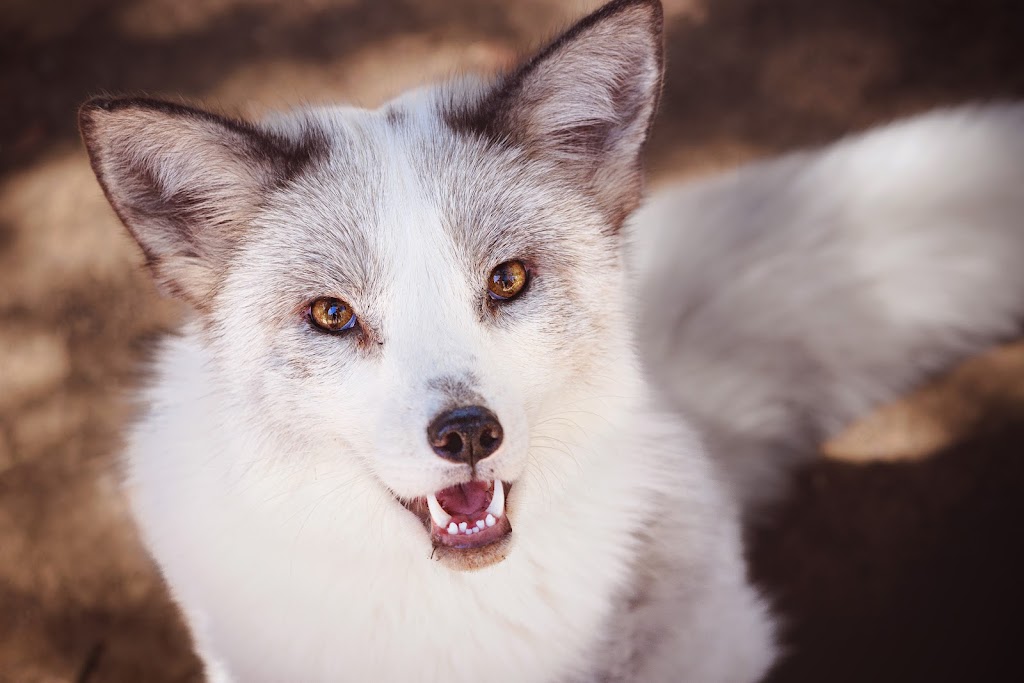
[1, 0, 1023, 681]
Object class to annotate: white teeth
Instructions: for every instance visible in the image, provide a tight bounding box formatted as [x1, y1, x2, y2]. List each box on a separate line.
[486, 480, 505, 518]
[427, 494, 452, 528]
[445, 518, 493, 535]
[432, 481, 506, 538]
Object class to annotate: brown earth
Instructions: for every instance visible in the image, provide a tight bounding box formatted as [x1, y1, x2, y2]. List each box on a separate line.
[1, 1, 1023, 681]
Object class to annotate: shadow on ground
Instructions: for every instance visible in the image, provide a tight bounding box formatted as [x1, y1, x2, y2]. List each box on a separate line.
[756, 407, 1024, 683]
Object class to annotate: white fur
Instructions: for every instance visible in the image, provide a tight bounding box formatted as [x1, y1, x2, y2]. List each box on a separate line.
[124, 87, 774, 679]
[631, 103, 1024, 507]
[122, 99, 1024, 681]
[81, 3, 1024, 681]
[130, 331, 771, 682]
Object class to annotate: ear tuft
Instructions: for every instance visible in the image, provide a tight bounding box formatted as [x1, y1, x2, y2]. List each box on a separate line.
[445, 0, 664, 228]
[79, 97, 326, 307]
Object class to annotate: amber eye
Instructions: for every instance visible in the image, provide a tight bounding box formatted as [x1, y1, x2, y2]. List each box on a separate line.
[487, 260, 529, 301]
[308, 297, 357, 333]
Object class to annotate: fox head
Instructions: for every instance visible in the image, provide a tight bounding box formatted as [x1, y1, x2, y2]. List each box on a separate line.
[80, 0, 664, 570]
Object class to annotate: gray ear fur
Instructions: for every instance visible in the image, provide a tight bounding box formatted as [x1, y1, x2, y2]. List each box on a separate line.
[447, 0, 665, 229]
[79, 98, 324, 307]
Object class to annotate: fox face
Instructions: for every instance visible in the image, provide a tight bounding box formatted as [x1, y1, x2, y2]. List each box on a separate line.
[81, 0, 664, 570]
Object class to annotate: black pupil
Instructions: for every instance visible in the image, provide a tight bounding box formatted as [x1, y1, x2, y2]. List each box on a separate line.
[317, 299, 349, 329]
[496, 269, 517, 291]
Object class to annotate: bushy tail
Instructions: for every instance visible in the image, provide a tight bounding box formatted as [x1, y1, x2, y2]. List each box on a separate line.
[630, 104, 1024, 508]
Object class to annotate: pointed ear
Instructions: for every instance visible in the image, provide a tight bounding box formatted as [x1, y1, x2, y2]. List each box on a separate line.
[79, 98, 324, 307]
[448, 0, 664, 228]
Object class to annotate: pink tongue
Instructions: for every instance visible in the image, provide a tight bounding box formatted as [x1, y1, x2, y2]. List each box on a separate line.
[436, 481, 491, 516]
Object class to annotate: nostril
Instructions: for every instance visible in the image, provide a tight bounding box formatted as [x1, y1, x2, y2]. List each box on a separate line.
[439, 432, 463, 458]
[479, 428, 499, 451]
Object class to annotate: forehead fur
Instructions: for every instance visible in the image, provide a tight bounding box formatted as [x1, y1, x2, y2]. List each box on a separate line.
[240, 89, 614, 321]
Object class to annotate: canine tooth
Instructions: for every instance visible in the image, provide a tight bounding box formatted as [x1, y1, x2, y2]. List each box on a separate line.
[486, 480, 505, 518]
[447, 522, 458, 535]
[427, 494, 452, 528]
[485, 514, 496, 527]
[476, 519, 486, 529]
[459, 522, 468, 532]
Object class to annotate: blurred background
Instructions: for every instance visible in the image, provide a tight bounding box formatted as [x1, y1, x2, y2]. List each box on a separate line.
[1, 0, 1023, 681]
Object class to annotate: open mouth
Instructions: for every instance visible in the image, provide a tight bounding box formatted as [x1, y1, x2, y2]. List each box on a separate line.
[404, 480, 513, 569]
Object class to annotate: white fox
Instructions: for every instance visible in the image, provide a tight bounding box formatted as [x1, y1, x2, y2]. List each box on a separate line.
[78, 0, 1024, 680]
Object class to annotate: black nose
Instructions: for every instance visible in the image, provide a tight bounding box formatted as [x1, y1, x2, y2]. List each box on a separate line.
[427, 405, 504, 466]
